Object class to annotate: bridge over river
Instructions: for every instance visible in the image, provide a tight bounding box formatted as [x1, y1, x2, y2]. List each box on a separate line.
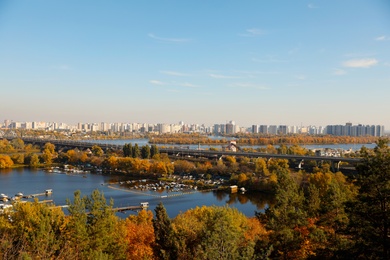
[19, 137, 361, 172]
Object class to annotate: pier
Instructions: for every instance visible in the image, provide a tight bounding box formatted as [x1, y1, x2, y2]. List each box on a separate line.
[113, 202, 149, 213]
[22, 189, 53, 199]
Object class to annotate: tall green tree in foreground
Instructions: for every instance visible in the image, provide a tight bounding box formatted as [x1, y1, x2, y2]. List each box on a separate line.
[153, 202, 177, 260]
[259, 168, 307, 259]
[348, 139, 390, 259]
[66, 190, 126, 259]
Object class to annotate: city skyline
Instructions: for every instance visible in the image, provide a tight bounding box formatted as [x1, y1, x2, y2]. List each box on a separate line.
[1, 1, 389, 128]
[1, 118, 385, 137]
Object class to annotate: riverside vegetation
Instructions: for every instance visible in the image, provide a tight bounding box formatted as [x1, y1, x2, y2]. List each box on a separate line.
[0, 137, 389, 259]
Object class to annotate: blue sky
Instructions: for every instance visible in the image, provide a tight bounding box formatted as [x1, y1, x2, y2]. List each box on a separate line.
[1, 0, 389, 128]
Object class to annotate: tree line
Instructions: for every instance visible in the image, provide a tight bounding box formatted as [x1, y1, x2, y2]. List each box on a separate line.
[151, 133, 379, 146]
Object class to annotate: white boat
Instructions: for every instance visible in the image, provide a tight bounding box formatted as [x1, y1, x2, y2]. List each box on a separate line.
[1, 194, 8, 201]
[45, 189, 53, 194]
[15, 192, 23, 197]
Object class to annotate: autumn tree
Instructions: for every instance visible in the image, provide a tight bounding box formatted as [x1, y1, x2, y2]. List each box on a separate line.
[25, 153, 40, 167]
[172, 205, 265, 259]
[11, 138, 25, 150]
[0, 155, 14, 168]
[254, 158, 270, 177]
[0, 139, 13, 153]
[125, 210, 155, 259]
[173, 160, 195, 174]
[91, 145, 104, 157]
[0, 200, 67, 259]
[11, 153, 24, 165]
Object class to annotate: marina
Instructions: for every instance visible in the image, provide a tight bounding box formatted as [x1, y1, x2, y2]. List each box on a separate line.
[0, 168, 266, 218]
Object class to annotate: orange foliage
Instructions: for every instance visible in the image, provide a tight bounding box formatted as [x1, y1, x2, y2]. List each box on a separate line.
[125, 210, 155, 260]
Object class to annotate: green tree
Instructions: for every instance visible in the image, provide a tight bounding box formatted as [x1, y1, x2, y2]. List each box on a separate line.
[123, 143, 133, 157]
[153, 202, 177, 260]
[348, 139, 390, 259]
[257, 168, 307, 259]
[150, 144, 159, 158]
[66, 190, 125, 259]
[141, 145, 151, 159]
[132, 143, 141, 158]
[66, 190, 89, 258]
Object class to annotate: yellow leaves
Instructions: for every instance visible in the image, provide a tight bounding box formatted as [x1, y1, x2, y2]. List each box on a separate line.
[309, 172, 333, 197]
[269, 173, 278, 184]
[107, 155, 118, 169]
[91, 145, 104, 157]
[237, 173, 248, 184]
[244, 217, 268, 245]
[173, 160, 195, 174]
[0, 154, 14, 168]
[254, 158, 270, 177]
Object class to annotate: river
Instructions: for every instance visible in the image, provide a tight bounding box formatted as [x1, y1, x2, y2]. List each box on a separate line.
[0, 168, 269, 218]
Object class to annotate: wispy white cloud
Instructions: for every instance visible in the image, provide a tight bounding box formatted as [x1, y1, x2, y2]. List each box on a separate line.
[150, 79, 199, 88]
[333, 69, 347, 75]
[209, 73, 240, 79]
[239, 28, 265, 37]
[230, 83, 269, 90]
[308, 3, 319, 9]
[178, 82, 198, 88]
[160, 71, 190, 77]
[148, 33, 190, 43]
[150, 80, 166, 85]
[375, 35, 390, 41]
[342, 58, 378, 68]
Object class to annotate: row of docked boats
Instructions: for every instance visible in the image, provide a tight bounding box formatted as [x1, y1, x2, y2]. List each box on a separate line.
[1, 189, 53, 202]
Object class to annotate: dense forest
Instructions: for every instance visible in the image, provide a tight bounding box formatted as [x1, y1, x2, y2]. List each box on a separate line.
[0, 138, 389, 259]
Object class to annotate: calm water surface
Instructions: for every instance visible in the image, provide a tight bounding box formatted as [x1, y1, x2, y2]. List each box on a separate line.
[0, 168, 268, 218]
